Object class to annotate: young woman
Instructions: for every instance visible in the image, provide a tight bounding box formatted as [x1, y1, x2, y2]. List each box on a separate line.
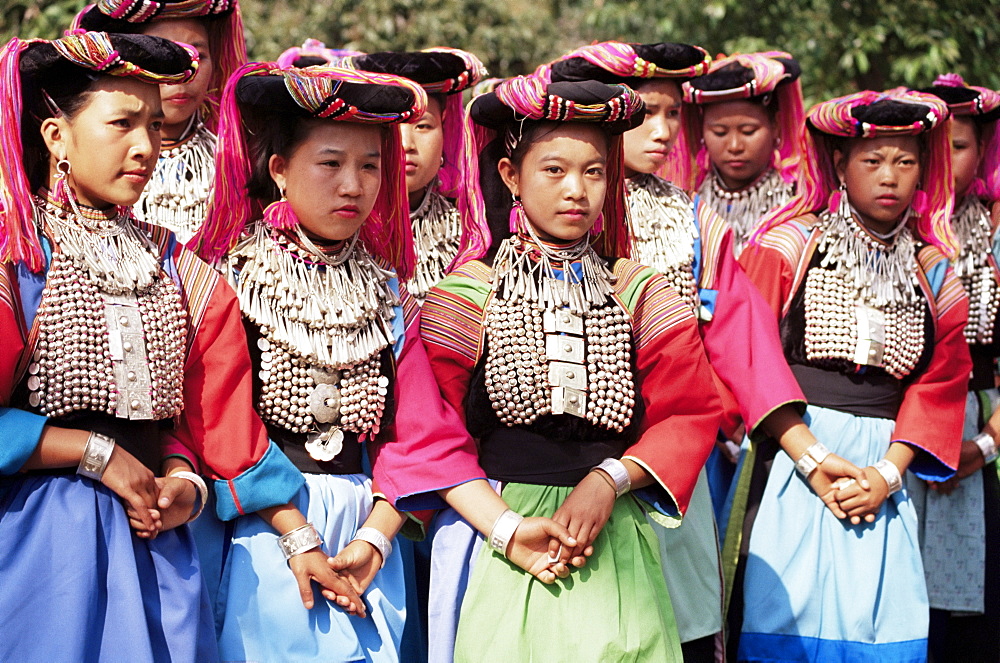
[911, 74, 1000, 661]
[74, 0, 247, 242]
[736, 89, 971, 661]
[0, 32, 315, 662]
[679, 52, 807, 256]
[543, 40, 867, 662]
[341, 48, 486, 303]
[414, 73, 722, 661]
[192, 63, 576, 662]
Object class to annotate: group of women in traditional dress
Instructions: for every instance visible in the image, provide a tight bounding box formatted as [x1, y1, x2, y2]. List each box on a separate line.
[1, 1, 998, 662]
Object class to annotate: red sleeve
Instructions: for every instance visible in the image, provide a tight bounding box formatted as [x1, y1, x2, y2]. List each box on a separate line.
[0, 265, 26, 407]
[738, 241, 797, 319]
[701, 228, 805, 437]
[370, 296, 486, 512]
[623, 270, 722, 516]
[893, 266, 971, 479]
[163, 275, 270, 479]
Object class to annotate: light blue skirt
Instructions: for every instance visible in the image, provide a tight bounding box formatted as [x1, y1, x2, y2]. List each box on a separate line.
[740, 405, 928, 662]
[216, 473, 406, 663]
[0, 474, 218, 662]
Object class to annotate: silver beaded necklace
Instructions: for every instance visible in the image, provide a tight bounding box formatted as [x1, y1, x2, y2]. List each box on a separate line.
[28, 198, 187, 420]
[950, 195, 1000, 344]
[698, 167, 794, 256]
[232, 223, 396, 459]
[802, 200, 926, 378]
[626, 173, 699, 315]
[484, 232, 635, 432]
[134, 117, 215, 244]
[407, 181, 462, 304]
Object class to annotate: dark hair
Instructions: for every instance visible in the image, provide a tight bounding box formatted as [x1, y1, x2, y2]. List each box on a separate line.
[480, 120, 611, 258]
[21, 65, 102, 189]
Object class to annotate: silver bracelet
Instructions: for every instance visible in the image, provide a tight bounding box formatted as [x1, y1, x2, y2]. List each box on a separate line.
[973, 433, 999, 465]
[872, 459, 903, 495]
[170, 471, 208, 523]
[593, 458, 631, 498]
[277, 523, 323, 560]
[77, 432, 116, 481]
[352, 527, 393, 569]
[488, 509, 524, 558]
[793, 442, 831, 478]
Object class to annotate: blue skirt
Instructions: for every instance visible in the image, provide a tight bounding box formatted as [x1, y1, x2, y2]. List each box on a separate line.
[0, 474, 218, 662]
[739, 405, 928, 662]
[216, 473, 406, 663]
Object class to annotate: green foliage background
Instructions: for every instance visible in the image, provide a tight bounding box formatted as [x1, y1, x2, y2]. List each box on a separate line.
[4, 0, 999, 104]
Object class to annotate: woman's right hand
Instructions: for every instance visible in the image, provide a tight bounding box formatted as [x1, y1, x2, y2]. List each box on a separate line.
[504, 517, 578, 584]
[101, 445, 160, 535]
[806, 453, 871, 520]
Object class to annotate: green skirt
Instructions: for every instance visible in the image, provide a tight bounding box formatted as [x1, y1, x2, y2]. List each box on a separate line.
[453, 483, 682, 662]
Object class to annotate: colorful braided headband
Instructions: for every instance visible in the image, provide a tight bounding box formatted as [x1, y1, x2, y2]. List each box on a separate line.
[551, 41, 712, 81]
[275, 39, 360, 69]
[682, 51, 797, 104]
[922, 73, 1000, 120]
[493, 75, 644, 125]
[417, 47, 487, 94]
[808, 89, 950, 138]
[95, 0, 236, 22]
[238, 63, 427, 123]
[50, 31, 197, 84]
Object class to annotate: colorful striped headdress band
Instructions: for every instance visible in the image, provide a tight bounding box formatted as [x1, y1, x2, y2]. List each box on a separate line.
[807, 89, 950, 138]
[0, 32, 198, 271]
[48, 30, 197, 84]
[453, 75, 644, 266]
[540, 40, 711, 83]
[753, 88, 957, 257]
[276, 39, 361, 69]
[195, 62, 427, 272]
[73, 0, 247, 131]
[682, 51, 798, 104]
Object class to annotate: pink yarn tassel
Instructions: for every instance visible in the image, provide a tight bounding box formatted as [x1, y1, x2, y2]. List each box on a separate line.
[590, 212, 604, 236]
[910, 189, 929, 217]
[263, 199, 298, 229]
[827, 189, 843, 213]
[509, 200, 524, 233]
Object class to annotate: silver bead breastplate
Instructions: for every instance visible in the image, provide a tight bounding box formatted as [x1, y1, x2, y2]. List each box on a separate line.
[626, 174, 699, 315]
[802, 210, 926, 379]
[483, 236, 636, 433]
[134, 123, 215, 244]
[950, 195, 1000, 345]
[28, 239, 187, 421]
[698, 168, 794, 256]
[407, 186, 462, 303]
[233, 226, 396, 457]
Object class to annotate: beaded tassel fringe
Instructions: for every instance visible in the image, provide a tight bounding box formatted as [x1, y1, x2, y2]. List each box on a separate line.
[699, 168, 794, 256]
[407, 184, 462, 303]
[950, 195, 1000, 344]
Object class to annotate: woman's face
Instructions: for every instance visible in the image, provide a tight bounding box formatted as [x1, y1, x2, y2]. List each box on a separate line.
[142, 19, 213, 140]
[701, 100, 777, 189]
[41, 76, 163, 208]
[498, 123, 608, 243]
[835, 135, 922, 236]
[623, 79, 682, 176]
[400, 95, 444, 204]
[269, 121, 383, 242]
[950, 116, 982, 199]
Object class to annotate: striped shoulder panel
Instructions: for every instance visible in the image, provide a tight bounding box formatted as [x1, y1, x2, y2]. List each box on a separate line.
[755, 218, 814, 266]
[398, 284, 421, 330]
[172, 246, 222, 355]
[136, 219, 174, 256]
[612, 258, 696, 349]
[695, 201, 730, 288]
[420, 261, 491, 364]
[917, 244, 966, 316]
[0, 264, 17, 321]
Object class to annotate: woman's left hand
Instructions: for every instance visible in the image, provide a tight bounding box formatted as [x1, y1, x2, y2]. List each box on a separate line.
[835, 465, 890, 524]
[552, 471, 616, 565]
[326, 539, 382, 596]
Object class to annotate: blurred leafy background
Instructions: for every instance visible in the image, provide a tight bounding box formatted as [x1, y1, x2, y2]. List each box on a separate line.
[4, 0, 999, 105]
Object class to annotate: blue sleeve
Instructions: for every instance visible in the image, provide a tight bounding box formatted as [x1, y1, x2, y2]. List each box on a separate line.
[212, 440, 305, 520]
[0, 407, 48, 475]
